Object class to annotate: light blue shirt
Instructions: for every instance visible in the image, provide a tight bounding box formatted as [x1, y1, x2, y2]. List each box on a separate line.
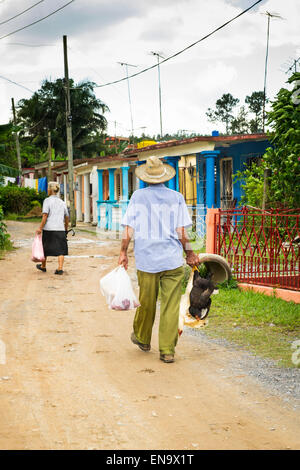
[122, 184, 192, 273]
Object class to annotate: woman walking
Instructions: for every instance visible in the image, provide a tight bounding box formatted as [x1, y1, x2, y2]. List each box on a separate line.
[36, 181, 69, 275]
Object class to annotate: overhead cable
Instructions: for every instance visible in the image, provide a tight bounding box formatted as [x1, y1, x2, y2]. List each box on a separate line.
[0, 0, 75, 40]
[0, 74, 34, 93]
[2, 42, 56, 47]
[93, 0, 263, 89]
[0, 1, 45, 27]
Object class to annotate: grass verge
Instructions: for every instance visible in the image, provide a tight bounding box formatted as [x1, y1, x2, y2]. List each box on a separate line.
[0, 237, 14, 259]
[5, 213, 41, 223]
[205, 282, 300, 368]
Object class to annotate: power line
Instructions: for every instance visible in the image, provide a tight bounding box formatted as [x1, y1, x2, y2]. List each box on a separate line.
[0, 0, 45, 27]
[2, 42, 57, 47]
[67, 44, 129, 106]
[0, 74, 34, 93]
[93, 0, 263, 89]
[0, 0, 75, 41]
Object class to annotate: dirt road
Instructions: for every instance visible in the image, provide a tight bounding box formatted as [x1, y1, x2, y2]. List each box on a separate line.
[0, 221, 299, 450]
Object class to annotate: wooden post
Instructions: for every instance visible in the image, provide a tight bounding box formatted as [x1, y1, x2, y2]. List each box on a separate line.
[11, 98, 22, 185]
[47, 131, 52, 181]
[63, 35, 76, 226]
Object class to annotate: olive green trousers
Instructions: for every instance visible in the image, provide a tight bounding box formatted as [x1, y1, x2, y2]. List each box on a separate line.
[133, 266, 184, 355]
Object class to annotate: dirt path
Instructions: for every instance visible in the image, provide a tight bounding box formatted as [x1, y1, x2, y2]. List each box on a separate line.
[0, 220, 299, 450]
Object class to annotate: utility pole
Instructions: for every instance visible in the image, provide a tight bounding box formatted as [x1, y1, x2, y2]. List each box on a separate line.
[261, 11, 283, 132]
[47, 131, 52, 181]
[63, 35, 76, 226]
[114, 120, 117, 152]
[118, 62, 137, 142]
[11, 97, 22, 185]
[151, 52, 164, 138]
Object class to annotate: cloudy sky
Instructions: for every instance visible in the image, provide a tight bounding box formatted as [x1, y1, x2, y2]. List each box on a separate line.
[0, 0, 299, 138]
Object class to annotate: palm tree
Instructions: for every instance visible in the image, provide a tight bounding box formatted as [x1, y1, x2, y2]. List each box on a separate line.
[17, 79, 109, 158]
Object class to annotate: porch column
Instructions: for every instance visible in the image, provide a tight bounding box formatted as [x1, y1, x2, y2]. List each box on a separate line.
[108, 168, 116, 230]
[108, 168, 116, 201]
[84, 173, 90, 223]
[199, 151, 220, 209]
[97, 169, 103, 227]
[164, 156, 180, 191]
[122, 165, 129, 201]
[136, 161, 147, 189]
[91, 168, 98, 225]
[76, 175, 82, 221]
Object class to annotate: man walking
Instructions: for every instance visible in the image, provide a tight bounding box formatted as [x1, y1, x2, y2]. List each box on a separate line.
[118, 156, 198, 363]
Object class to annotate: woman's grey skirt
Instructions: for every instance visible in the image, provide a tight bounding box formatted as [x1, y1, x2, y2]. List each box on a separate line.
[42, 230, 68, 257]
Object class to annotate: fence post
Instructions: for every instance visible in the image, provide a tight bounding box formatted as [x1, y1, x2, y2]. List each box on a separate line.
[206, 208, 219, 253]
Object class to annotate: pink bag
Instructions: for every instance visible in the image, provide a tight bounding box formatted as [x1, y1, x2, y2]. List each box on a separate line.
[31, 234, 45, 262]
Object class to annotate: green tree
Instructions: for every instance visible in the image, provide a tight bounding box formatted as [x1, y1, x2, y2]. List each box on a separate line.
[235, 73, 300, 209]
[245, 91, 264, 133]
[17, 79, 109, 158]
[230, 106, 249, 134]
[0, 123, 16, 169]
[206, 93, 240, 134]
[0, 122, 46, 169]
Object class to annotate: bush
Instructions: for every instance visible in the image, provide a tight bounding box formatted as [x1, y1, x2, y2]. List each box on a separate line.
[0, 186, 46, 215]
[31, 200, 41, 208]
[0, 205, 12, 250]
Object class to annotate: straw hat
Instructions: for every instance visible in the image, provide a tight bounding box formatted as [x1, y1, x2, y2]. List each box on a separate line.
[135, 156, 175, 184]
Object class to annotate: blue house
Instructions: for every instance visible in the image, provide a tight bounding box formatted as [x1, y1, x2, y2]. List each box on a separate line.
[123, 133, 270, 237]
[52, 133, 271, 236]
[196, 136, 271, 209]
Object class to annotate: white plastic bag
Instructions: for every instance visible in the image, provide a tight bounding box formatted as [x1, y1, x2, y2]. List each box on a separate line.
[31, 233, 45, 262]
[100, 266, 140, 310]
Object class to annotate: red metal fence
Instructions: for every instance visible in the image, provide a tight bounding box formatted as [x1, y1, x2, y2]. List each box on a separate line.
[214, 207, 300, 291]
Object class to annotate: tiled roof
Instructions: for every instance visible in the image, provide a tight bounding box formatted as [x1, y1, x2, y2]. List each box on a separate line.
[53, 154, 137, 172]
[33, 133, 269, 173]
[123, 133, 269, 156]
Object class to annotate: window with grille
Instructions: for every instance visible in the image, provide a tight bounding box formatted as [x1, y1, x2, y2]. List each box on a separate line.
[246, 155, 263, 170]
[116, 172, 121, 201]
[128, 171, 134, 198]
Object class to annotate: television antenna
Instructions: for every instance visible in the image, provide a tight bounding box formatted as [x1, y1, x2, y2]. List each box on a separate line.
[261, 11, 284, 132]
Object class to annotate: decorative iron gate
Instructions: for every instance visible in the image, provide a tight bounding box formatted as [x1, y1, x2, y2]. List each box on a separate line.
[215, 208, 300, 291]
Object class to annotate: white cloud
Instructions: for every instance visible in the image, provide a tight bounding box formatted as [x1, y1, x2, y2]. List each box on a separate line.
[0, 0, 299, 138]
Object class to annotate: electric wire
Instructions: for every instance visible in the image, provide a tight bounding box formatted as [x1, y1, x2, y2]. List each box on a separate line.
[67, 45, 129, 106]
[2, 42, 57, 47]
[91, 0, 263, 89]
[0, 74, 34, 93]
[0, 0, 45, 27]
[0, 0, 75, 40]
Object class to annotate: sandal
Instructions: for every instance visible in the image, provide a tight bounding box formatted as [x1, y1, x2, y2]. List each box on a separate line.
[36, 264, 46, 272]
[160, 354, 175, 363]
[131, 332, 151, 352]
[55, 269, 63, 275]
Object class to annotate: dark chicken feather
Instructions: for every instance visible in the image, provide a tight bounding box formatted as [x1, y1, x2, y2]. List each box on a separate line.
[189, 269, 215, 320]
